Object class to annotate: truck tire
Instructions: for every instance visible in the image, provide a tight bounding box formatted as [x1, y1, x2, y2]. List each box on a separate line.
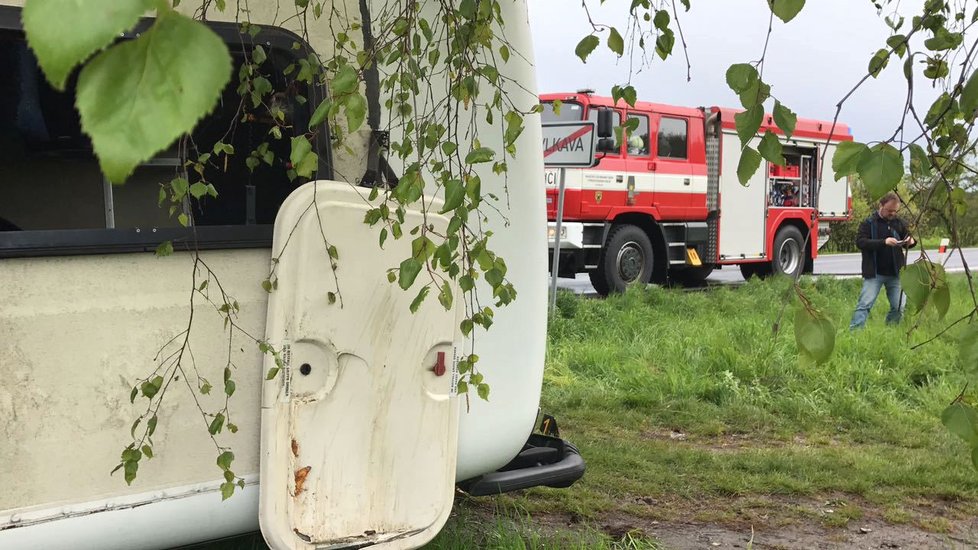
[772, 225, 806, 278]
[588, 269, 610, 296]
[595, 224, 655, 294]
[671, 265, 714, 286]
[739, 262, 771, 280]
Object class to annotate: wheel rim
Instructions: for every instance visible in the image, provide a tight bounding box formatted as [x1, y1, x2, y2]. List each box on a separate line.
[616, 241, 646, 283]
[778, 238, 801, 274]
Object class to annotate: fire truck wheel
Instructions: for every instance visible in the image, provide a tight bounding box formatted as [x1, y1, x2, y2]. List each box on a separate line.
[671, 265, 714, 286]
[588, 269, 610, 296]
[600, 224, 655, 293]
[772, 225, 806, 277]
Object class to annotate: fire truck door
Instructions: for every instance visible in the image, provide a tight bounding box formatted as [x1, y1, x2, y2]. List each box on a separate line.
[650, 115, 694, 218]
[624, 112, 654, 207]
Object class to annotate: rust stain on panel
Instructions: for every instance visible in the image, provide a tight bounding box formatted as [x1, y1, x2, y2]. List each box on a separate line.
[293, 465, 312, 496]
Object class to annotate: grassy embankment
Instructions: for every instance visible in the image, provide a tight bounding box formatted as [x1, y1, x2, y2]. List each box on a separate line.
[428, 275, 978, 548]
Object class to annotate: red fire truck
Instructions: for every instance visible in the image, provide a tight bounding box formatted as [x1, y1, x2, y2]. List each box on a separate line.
[542, 90, 852, 295]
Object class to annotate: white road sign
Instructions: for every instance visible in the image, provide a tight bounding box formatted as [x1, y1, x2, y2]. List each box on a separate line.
[542, 121, 597, 168]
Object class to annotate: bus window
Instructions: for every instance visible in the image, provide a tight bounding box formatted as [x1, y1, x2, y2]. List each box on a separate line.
[0, 15, 329, 256]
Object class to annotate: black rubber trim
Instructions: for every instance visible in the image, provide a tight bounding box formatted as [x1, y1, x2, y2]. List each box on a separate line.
[459, 434, 586, 497]
[0, 225, 272, 258]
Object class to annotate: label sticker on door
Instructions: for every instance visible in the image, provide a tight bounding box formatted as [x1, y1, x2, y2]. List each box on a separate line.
[449, 344, 461, 397]
[280, 341, 292, 402]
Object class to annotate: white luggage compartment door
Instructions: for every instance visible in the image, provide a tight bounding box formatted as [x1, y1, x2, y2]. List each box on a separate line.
[259, 181, 459, 549]
[818, 143, 851, 218]
[718, 132, 767, 260]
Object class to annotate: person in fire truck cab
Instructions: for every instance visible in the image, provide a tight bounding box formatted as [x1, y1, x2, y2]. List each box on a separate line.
[782, 185, 798, 207]
[627, 133, 645, 155]
[849, 192, 916, 330]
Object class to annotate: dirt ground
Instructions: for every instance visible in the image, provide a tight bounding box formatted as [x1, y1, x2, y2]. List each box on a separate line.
[527, 495, 978, 549]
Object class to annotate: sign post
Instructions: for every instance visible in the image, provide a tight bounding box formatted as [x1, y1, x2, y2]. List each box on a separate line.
[543, 121, 598, 314]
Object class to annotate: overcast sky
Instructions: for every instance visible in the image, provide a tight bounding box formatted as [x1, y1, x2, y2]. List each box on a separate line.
[527, 0, 935, 145]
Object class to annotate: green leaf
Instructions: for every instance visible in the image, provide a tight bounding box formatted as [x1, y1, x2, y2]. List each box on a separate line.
[477, 383, 490, 401]
[208, 413, 226, 435]
[224, 379, 236, 397]
[309, 99, 330, 127]
[832, 141, 868, 181]
[655, 31, 675, 60]
[438, 282, 454, 310]
[887, 34, 908, 57]
[925, 93, 953, 128]
[327, 292, 337, 304]
[220, 481, 235, 501]
[942, 402, 978, 445]
[465, 147, 495, 164]
[147, 415, 158, 437]
[76, 12, 232, 183]
[331, 65, 358, 95]
[399, 258, 423, 290]
[410, 285, 430, 313]
[575, 35, 600, 63]
[737, 147, 762, 186]
[734, 106, 763, 147]
[217, 450, 234, 471]
[758, 131, 784, 166]
[142, 445, 153, 459]
[607, 27, 624, 56]
[857, 143, 904, 201]
[22, 0, 157, 90]
[773, 101, 797, 139]
[908, 144, 932, 179]
[899, 261, 934, 313]
[124, 459, 139, 485]
[290, 136, 318, 178]
[961, 70, 978, 118]
[130, 387, 138, 404]
[201, 382, 213, 394]
[265, 367, 280, 380]
[441, 179, 465, 213]
[457, 380, 469, 394]
[653, 10, 670, 30]
[868, 48, 890, 77]
[924, 57, 949, 79]
[345, 93, 367, 132]
[155, 240, 174, 257]
[794, 306, 836, 364]
[770, 0, 806, 23]
[189, 182, 209, 200]
[725, 63, 758, 93]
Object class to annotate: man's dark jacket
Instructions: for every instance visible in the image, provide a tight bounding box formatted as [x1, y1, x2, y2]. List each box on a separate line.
[855, 212, 915, 279]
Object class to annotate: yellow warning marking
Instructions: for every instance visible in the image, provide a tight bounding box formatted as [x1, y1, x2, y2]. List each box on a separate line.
[686, 248, 702, 267]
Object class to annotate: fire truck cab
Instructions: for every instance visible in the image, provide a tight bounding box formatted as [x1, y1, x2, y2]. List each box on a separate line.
[542, 91, 852, 294]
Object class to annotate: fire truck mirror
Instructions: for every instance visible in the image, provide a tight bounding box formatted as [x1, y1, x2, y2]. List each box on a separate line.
[596, 108, 613, 138]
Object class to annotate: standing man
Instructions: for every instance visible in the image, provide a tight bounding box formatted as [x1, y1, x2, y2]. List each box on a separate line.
[849, 192, 916, 330]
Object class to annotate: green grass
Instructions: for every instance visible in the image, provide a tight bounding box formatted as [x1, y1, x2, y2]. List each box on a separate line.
[433, 275, 978, 546]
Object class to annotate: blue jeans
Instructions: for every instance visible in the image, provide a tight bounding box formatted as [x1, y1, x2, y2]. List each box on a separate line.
[849, 275, 904, 330]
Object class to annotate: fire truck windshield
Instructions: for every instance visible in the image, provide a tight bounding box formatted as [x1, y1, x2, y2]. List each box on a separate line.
[541, 101, 584, 123]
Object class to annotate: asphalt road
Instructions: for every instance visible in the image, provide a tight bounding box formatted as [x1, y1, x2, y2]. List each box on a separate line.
[555, 247, 978, 295]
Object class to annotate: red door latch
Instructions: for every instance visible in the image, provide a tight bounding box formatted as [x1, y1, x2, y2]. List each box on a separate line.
[432, 351, 446, 376]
